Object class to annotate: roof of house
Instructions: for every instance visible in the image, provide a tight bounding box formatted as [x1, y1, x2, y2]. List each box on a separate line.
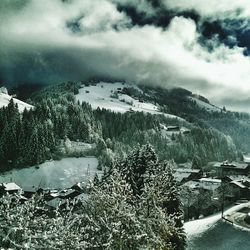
[243, 154, 250, 163]
[0, 182, 21, 191]
[166, 126, 180, 130]
[231, 181, 246, 189]
[227, 175, 250, 182]
[175, 168, 201, 174]
[213, 162, 249, 170]
[200, 178, 221, 183]
[182, 178, 221, 191]
[59, 189, 78, 198]
[71, 182, 85, 191]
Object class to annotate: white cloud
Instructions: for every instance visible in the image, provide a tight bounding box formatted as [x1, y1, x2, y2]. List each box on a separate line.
[162, 0, 250, 20]
[1, 0, 250, 109]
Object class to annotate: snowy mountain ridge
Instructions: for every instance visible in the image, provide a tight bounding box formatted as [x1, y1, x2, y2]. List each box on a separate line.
[76, 82, 182, 120]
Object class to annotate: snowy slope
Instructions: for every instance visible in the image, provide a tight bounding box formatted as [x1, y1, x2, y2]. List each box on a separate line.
[189, 96, 221, 112]
[0, 157, 100, 189]
[76, 82, 180, 119]
[0, 92, 33, 112]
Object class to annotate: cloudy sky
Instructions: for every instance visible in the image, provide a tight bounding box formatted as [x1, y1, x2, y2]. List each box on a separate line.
[1, 0, 250, 111]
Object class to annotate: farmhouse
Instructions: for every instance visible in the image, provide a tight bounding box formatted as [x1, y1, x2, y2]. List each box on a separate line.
[174, 168, 202, 183]
[166, 126, 180, 132]
[22, 186, 44, 198]
[0, 182, 21, 195]
[243, 154, 250, 164]
[228, 176, 250, 199]
[213, 162, 250, 177]
[182, 178, 221, 192]
[199, 178, 221, 191]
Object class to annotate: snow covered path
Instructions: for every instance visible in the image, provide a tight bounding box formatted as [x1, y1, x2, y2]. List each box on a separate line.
[184, 203, 249, 237]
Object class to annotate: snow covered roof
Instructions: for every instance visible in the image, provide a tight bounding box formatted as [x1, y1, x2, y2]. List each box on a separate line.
[175, 168, 201, 174]
[59, 188, 79, 199]
[166, 126, 180, 131]
[213, 162, 249, 170]
[183, 179, 221, 191]
[243, 154, 250, 163]
[71, 182, 85, 191]
[227, 175, 250, 182]
[231, 181, 246, 189]
[200, 178, 221, 183]
[0, 182, 21, 191]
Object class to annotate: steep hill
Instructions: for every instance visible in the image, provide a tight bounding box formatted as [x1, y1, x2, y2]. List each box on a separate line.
[76, 82, 180, 119]
[0, 87, 33, 112]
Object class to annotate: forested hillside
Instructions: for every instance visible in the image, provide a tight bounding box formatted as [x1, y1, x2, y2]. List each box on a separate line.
[0, 92, 101, 169]
[140, 85, 250, 152]
[0, 81, 243, 174]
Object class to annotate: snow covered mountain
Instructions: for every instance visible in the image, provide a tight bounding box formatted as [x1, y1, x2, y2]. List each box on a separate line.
[76, 82, 181, 119]
[0, 87, 33, 112]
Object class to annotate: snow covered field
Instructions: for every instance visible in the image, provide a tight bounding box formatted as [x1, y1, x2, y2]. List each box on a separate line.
[0, 92, 33, 112]
[76, 82, 180, 119]
[0, 157, 99, 189]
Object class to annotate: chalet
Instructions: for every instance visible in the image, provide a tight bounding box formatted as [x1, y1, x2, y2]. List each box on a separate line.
[213, 162, 250, 177]
[22, 186, 43, 198]
[44, 189, 60, 201]
[228, 176, 250, 199]
[162, 125, 191, 135]
[166, 126, 180, 132]
[243, 154, 250, 164]
[174, 168, 202, 183]
[182, 178, 222, 202]
[180, 128, 191, 135]
[199, 178, 221, 191]
[0, 182, 22, 195]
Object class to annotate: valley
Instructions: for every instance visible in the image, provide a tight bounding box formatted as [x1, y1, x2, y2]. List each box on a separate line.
[1, 81, 250, 249]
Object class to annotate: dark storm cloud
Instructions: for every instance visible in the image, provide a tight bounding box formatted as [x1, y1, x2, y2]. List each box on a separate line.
[115, 0, 200, 28]
[2, 0, 250, 108]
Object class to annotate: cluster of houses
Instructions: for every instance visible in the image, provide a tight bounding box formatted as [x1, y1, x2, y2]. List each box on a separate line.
[174, 159, 250, 202]
[0, 181, 88, 209]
